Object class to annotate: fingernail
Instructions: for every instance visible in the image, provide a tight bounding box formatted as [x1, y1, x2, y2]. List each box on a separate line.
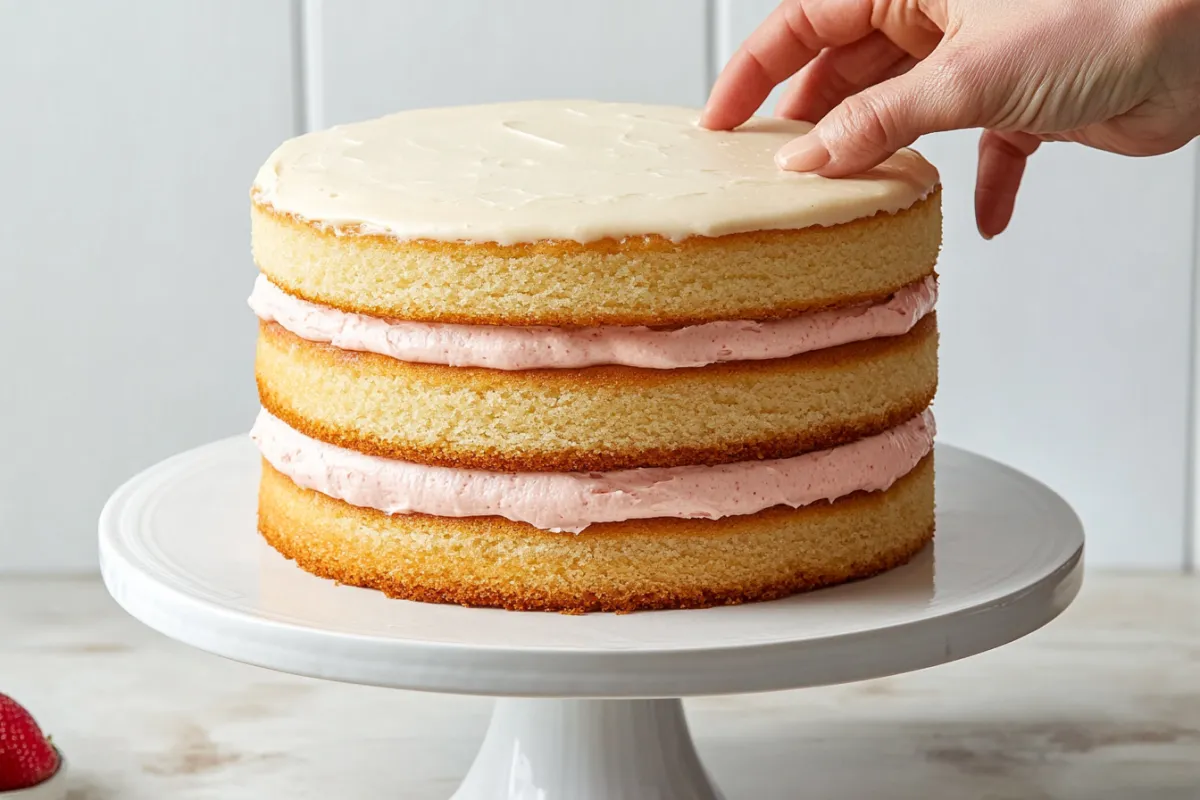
[776, 133, 830, 172]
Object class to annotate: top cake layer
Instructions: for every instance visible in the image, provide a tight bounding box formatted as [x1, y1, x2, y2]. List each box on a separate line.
[251, 100, 942, 326]
[252, 100, 939, 246]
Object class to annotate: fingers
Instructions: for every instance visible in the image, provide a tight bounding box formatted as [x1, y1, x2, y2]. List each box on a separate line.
[702, 0, 877, 131]
[776, 50, 981, 175]
[775, 31, 909, 123]
[876, 55, 919, 83]
[975, 130, 1041, 239]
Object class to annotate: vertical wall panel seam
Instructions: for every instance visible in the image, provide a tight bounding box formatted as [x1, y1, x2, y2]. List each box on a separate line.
[1186, 141, 1200, 573]
[296, 0, 323, 133]
[289, 0, 308, 135]
[705, 0, 722, 89]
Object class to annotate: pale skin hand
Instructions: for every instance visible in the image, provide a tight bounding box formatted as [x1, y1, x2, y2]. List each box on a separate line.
[702, 0, 1200, 237]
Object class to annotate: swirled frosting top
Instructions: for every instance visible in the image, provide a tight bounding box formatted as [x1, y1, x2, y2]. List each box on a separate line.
[252, 100, 939, 245]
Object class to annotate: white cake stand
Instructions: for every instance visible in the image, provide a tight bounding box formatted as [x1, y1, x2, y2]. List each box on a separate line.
[98, 439, 1083, 800]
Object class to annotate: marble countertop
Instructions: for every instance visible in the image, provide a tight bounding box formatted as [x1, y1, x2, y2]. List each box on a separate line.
[1, 575, 1198, 799]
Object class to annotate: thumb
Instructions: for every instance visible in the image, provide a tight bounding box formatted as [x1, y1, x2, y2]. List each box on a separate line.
[776, 51, 981, 176]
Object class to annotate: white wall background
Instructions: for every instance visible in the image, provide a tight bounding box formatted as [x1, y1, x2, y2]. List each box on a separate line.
[1, 0, 1196, 573]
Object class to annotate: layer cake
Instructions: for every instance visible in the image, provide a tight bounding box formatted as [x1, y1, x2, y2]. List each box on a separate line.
[248, 100, 941, 613]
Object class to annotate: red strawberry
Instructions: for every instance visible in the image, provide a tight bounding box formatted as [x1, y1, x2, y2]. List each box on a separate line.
[0, 694, 60, 791]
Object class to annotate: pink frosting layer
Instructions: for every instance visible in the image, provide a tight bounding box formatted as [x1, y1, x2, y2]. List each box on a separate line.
[248, 275, 937, 370]
[252, 409, 935, 533]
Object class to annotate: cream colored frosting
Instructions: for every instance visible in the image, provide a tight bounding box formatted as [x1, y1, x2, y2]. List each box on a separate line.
[249, 275, 937, 370]
[252, 100, 939, 245]
[252, 409, 935, 533]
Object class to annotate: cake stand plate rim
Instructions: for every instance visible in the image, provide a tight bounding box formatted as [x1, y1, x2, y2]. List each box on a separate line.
[98, 436, 1084, 697]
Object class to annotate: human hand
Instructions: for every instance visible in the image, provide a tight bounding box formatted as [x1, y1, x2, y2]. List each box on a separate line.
[702, 0, 1200, 237]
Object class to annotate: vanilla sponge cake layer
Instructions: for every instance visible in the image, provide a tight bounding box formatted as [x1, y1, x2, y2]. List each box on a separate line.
[255, 315, 937, 472]
[251, 192, 940, 327]
[251, 101, 941, 327]
[258, 454, 934, 613]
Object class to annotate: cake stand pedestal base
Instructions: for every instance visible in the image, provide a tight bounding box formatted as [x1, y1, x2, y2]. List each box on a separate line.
[454, 699, 720, 800]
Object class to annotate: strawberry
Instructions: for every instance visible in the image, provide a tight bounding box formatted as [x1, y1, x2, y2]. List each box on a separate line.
[0, 694, 60, 791]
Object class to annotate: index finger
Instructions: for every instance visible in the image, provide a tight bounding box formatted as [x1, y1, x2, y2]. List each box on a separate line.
[701, 0, 878, 130]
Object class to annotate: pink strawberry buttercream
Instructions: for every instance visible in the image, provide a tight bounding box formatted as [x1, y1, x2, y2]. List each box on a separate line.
[252, 409, 935, 533]
[248, 274, 936, 370]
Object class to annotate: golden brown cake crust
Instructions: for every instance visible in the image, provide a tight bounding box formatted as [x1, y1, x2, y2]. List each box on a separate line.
[255, 315, 938, 471]
[251, 190, 941, 326]
[258, 455, 935, 613]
